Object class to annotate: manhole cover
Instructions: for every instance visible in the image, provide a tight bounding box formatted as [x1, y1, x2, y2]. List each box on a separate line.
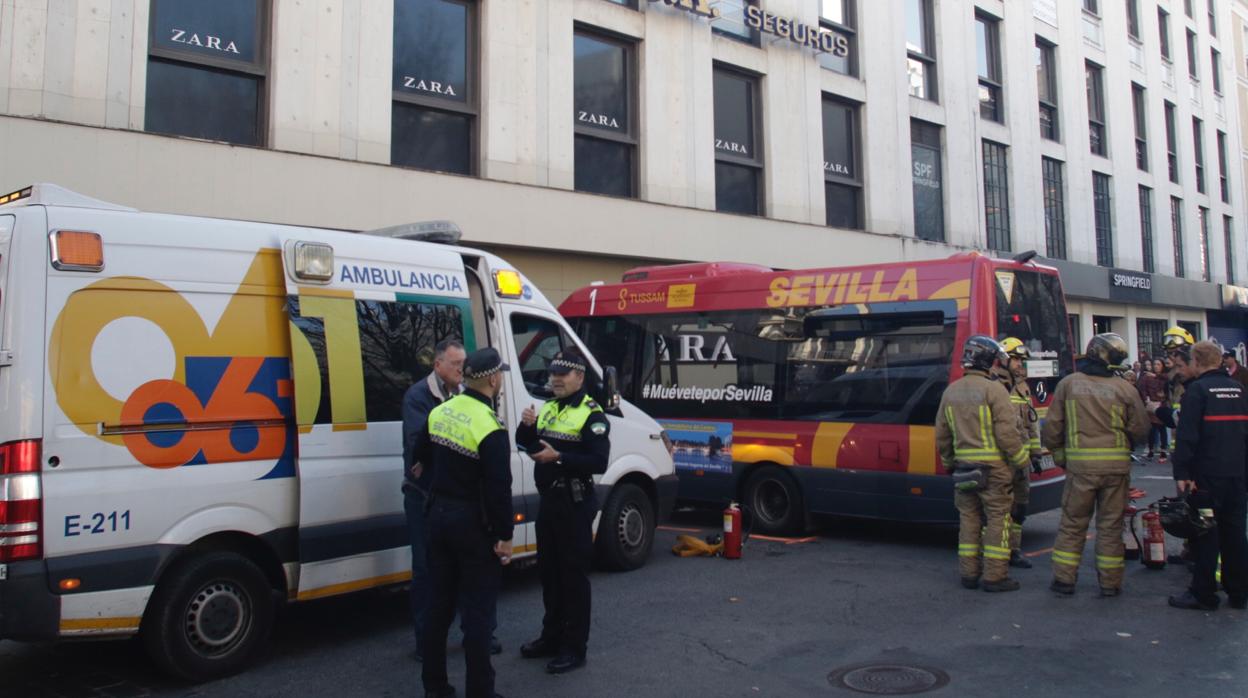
[828, 664, 950, 695]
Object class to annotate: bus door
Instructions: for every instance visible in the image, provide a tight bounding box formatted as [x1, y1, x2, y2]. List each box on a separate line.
[276, 231, 476, 597]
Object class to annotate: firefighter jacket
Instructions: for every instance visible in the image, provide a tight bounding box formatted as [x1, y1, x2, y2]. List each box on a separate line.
[935, 369, 1030, 472]
[1041, 362, 1151, 476]
[1170, 369, 1248, 482]
[1006, 376, 1041, 460]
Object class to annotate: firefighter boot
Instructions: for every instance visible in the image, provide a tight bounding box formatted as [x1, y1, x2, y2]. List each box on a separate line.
[1050, 579, 1076, 596]
[982, 578, 1021, 592]
[1009, 550, 1033, 569]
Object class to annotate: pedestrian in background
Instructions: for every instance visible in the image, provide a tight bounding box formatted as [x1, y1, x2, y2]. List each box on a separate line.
[1226, 351, 1248, 387]
[1137, 358, 1169, 461]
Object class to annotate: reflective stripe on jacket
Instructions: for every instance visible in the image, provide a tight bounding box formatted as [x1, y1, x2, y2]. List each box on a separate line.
[935, 370, 1029, 471]
[1041, 370, 1150, 475]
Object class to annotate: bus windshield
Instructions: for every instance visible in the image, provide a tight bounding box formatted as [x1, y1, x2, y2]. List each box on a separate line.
[995, 270, 1074, 378]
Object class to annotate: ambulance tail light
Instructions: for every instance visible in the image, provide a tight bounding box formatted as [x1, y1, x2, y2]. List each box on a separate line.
[493, 270, 524, 298]
[0, 439, 42, 563]
[49, 230, 104, 272]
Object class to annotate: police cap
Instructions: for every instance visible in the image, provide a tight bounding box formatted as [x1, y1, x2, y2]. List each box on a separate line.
[548, 348, 588, 375]
[463, 347, 510, 379]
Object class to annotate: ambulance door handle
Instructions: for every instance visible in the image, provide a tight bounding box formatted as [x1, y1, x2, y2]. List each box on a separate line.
[0, 350, 11, 367]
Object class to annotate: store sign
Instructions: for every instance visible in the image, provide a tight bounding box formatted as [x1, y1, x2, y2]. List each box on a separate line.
[745, 5, 850, 56]
[401, 77, 458, 97]
[649, 0, 719, 19]
[1108, 268, 1152, 303]
[1223, 284, 1248, 309]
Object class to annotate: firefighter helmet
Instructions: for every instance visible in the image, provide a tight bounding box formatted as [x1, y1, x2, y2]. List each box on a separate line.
[962, 335, 1007, 372]
[1162, 326, 1196, 350]
[1085, 333, 1129, 369]
[1156, 496, 1216, 539]
[1000, 337, 1030, 360]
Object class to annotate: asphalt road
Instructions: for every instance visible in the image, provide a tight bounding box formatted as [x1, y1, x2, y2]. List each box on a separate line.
[3, 457, 1246, 697]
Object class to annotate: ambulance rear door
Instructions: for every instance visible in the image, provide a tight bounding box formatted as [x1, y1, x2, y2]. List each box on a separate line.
[274, 230, 477, 599]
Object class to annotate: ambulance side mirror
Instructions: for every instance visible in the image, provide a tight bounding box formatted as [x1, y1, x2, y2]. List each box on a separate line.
[601, 366, 621, 412]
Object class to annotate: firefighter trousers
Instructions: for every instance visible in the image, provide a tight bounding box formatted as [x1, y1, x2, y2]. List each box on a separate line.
[955, 464, 1014, 582]
[1009, 466, 1030, 552]
[1051, 472, 1129, 590]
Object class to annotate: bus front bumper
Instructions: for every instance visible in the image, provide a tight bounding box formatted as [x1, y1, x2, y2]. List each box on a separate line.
[0, 560, 60, 641]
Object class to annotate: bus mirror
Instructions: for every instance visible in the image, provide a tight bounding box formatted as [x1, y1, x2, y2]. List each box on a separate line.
[602, 366, 621, 411]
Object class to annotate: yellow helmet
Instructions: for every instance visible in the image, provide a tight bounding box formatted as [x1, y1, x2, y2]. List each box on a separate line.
[999, 337, 1030, 359]
[1162, 326, 1195, 350]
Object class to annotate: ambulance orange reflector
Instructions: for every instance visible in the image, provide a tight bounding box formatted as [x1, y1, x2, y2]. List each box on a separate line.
[58, 578, 81, 591]
[514, 513, 525, 523]
[50, 231, 104, 271]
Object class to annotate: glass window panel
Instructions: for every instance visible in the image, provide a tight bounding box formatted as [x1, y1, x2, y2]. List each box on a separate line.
[983, 141, 1011, 251]
[818, 31, 854, 74]
[976, 19, 991, 79]
[1093, 173, 1114, 267]
[821, 101, 855, 180]
[145, 59, 260, 145]
[907, 58, 931, 99]
[713, 70, 756, 161]
[825, 182, 860, 229]
[1042, 158, 1067, 259]
[150, 0, 260, 64]
[1172, 197, 1186, 278]
[711, 0, 758, 43]
[575, 136, 633, 198]
[574, 34, 628, 135]
[905, 0, 927, 54]
[715, 162, 760, 215]
[1224, 216, 1235, 284]
[391, 103, 472, 174]
[393, 0, 469, 103]
[1159, 9, 1171, 59]
[1140, 186, 1156, 273]
[911, 121, 944, 242]
[821, 0, 847, 24]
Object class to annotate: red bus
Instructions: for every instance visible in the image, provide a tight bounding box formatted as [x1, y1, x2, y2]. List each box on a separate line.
[559, 252, 1074, 533]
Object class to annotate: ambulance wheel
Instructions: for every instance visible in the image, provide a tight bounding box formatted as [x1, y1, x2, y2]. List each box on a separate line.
[744, 467, 805, 535]
[142, 551, 275, 682]
[596, 483, 655, 571]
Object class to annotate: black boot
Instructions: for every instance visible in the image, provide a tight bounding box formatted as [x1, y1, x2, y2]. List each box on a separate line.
[982, 578, 1020, 592]
[520, 637, 560, 659]
[1168, 591, 1219, 610]
[960, 576, 980, 590]
[546, 654, 587, 674]
[1009, 550, 1033, 569]
[1050, 579, 1075, 596]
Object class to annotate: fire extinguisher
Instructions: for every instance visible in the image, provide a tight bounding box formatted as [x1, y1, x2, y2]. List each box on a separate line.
[1141, 508, 1167, 570]
[723, 502, 742, 560]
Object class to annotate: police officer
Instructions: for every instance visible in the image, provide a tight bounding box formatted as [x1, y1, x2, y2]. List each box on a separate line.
[936, 336, 1031, 592]
[1153, 341, 1248, 611]
[999, 337, 1042, 569]
[416, 348, 514, 698]
[1042, 334, 1150, 597]
[517, 348, 610, 674]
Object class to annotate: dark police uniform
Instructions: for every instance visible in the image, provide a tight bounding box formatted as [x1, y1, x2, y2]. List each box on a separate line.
[1166, 367, 1248, 610]
[415, 349, 514, 698]
[516, 351, 610, 672]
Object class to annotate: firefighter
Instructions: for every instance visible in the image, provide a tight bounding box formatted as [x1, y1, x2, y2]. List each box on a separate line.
[1042, 334, 1151, 597]
[999, 337, 1042, 569]
[936, 335, 1031, 592]
[517, 348, 610, 674]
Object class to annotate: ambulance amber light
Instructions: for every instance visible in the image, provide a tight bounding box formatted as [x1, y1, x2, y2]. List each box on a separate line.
[58, 578, 81, 591]
[294, 241, 334, 281]
[0, 186, 33, 206]
[49, 231, 104, 272]
[493, 270, 524, 298]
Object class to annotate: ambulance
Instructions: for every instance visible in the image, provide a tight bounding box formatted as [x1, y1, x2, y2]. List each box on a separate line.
[0, 184, 677, 681]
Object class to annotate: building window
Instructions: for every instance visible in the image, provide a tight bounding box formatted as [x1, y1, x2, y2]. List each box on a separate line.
[823, 98, 861, 229]
[1186, 30, 1199, 80]
[819, 1, 857, 77]
[601, 0, 637, 7]
[1131, 84, 1147, 171]
[1211, 49, 1222, 93]
[145, 0, 268, 146]
[1140, 186, 1156, 273]
[1198, 207, 1212, 281]
[906, 0, 937, 101]
[1225, 216, 1236, 284]
[983, 140, 1011, 251]
[1036, 39, 1059, 141]
[1138, 319, 1167, 359]
[573, 31, 636, 198]
[1126, 0, 1141, 39]
[1172, 196, 1186, 278]
[1193, 118, 1206, 194]
[1084, 0, 1099, 14]
[712, 0, 760, 46]
[1042, 158, 1067, 259]
[1185, 0, 1194, 19]
[1208, 0, 1217, 36]
[1086, 62, 1107, 157]
[1093, 172, 1114, 267]
[1217, 131, 1230, 203]
[976, 14, 1003, 123]
[911, 120, 944, 242]
[392, 0, 476, 175]
[1069, 314, 1083, 352]
[1159, 8, 1172, 60]
[1164, 101, 1179, 183]
[713, 66, 762, 216]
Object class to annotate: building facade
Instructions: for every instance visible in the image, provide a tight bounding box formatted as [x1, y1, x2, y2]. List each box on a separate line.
[1, 0, 1243, 355]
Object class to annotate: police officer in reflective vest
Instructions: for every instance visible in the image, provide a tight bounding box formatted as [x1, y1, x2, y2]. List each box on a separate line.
[517, 348, 610, 674]
[1042, 333, 1150, 597]
[415, 348, 514, 698]
[999, 337, 1043, 569]
[936, 335, 1031, 592]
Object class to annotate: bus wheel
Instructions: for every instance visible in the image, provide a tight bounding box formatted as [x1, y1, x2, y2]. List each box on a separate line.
[596, 483, 655, 571]
[142, 551, 275, 682]
[744, 467, 805, 535]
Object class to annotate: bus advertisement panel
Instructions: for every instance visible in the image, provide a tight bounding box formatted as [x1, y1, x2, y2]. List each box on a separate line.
[561, 253, 1075, 532]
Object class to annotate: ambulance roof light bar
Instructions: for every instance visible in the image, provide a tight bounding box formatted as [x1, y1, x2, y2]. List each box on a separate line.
[0, 184, 135, 211]
[363, 220, 463, 245]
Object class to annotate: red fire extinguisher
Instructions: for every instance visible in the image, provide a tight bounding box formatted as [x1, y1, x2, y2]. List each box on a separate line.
[1141, 508, 1167, 570]
[723, 502, 742, 560]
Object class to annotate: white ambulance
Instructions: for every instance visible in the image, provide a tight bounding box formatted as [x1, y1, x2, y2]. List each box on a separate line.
[0, 184, 677, 681]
